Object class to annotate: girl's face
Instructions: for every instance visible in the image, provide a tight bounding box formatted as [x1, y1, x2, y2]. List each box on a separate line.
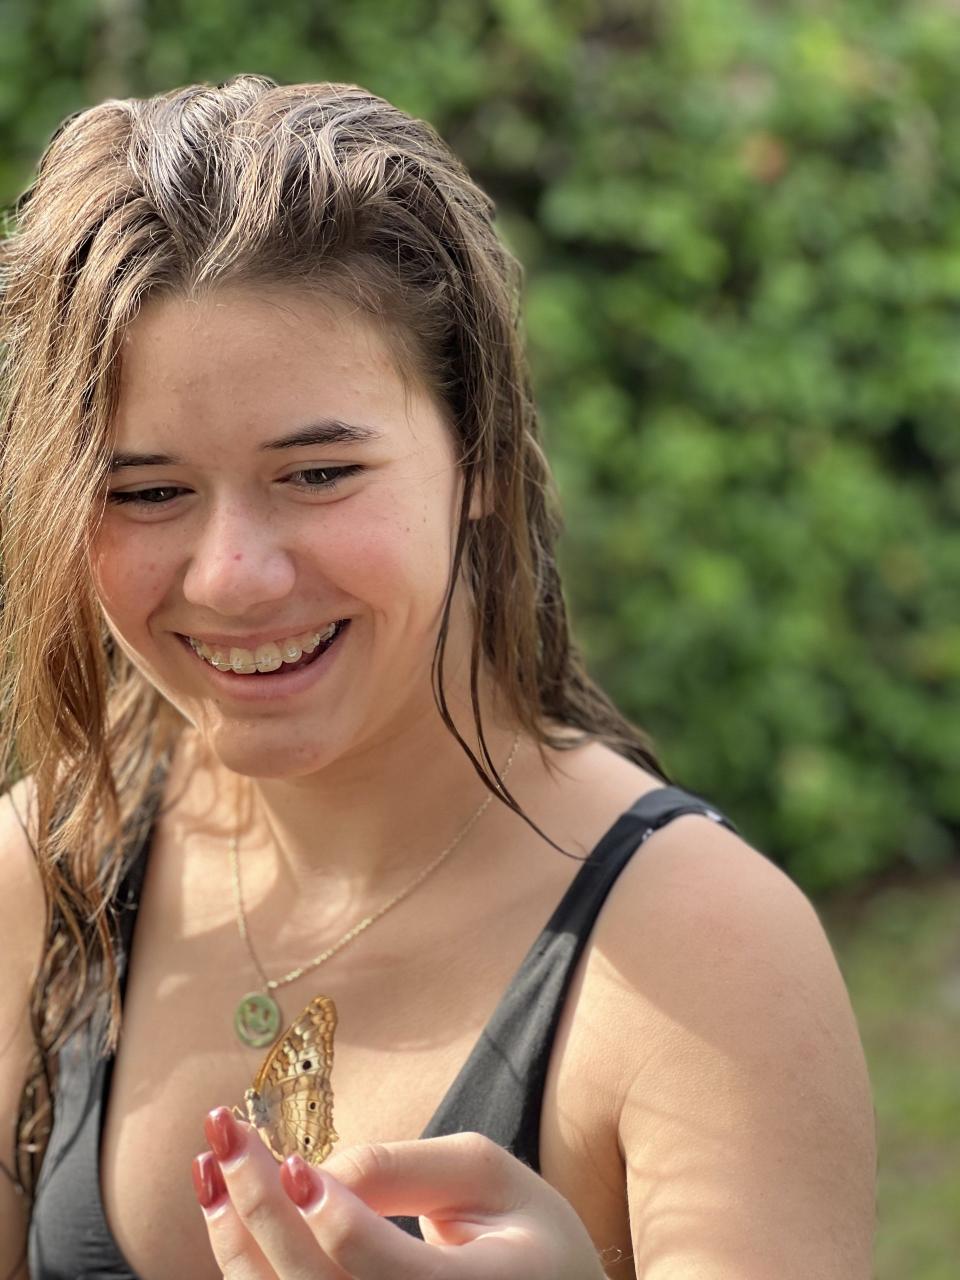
[91, 285, 474, 779]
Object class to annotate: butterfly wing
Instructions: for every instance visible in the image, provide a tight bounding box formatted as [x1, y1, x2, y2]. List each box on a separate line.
[244, 994, 338, 1166]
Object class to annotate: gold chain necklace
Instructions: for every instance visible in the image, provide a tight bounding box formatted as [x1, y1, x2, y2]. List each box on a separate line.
[230, 734, 520, 1047]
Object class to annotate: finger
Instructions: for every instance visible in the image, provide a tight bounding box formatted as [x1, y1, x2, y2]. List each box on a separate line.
[192, 1151, 276, 1280]
[205, 1107, 348, 1280]
[282, 1153, 517, 1280]
[322, 1132, 529, 1225]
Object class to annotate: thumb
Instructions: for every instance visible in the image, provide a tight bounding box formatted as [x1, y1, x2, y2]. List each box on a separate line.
[314, 1135, 605, 1279]
[283, 1140, 540, 1280]
[323, 1132, 532, 1233]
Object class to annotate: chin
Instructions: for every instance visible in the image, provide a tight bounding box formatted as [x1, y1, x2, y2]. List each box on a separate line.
[191, 719, 346, 781]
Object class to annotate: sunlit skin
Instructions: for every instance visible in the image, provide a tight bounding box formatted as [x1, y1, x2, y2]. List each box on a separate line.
[90, 284, 513, 890]
[93, 286, 479, 777]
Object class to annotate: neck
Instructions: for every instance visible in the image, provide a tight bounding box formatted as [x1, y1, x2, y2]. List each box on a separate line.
[178, 687, 524, 902]
[257, 722, 519, 893]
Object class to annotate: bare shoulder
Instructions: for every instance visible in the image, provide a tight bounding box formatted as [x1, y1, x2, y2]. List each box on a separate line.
[590, 812, 877, 1277]
[0, 779, 45, 1277]
[0, 777, 45, 964]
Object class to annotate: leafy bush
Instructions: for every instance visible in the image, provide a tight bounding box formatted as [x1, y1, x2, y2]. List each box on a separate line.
[3, 0, 958, 891]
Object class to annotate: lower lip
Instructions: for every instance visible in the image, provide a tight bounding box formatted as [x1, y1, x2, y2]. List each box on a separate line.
[178, 622, 350, 702]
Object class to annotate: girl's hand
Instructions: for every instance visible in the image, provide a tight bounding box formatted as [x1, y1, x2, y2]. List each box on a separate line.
[193, 1107, 607, 1279]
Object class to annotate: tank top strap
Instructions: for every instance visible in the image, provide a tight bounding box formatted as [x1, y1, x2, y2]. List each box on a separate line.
[417, 785, 740, 1159]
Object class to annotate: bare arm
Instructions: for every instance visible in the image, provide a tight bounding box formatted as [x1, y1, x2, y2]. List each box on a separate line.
[0, 782, 45, 1280]
[610, 817, 877, 1278]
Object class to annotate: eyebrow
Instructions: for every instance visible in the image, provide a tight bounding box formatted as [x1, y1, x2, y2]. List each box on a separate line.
[109, 419, 383, 470]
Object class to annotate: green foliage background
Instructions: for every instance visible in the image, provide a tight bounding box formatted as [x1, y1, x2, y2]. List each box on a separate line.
[2, 0, 959, 892]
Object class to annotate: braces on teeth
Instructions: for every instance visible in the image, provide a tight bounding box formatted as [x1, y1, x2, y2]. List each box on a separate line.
[187, 621, 340, 674]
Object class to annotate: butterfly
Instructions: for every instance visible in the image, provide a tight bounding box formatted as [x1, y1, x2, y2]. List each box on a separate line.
[237, 994, 339, 1165]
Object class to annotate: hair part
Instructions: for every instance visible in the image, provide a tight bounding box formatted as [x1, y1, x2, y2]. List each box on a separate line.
[0, 74, 668, 1201]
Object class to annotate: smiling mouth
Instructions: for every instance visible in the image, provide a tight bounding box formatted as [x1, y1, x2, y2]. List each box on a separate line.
[180, 620, 349, 676]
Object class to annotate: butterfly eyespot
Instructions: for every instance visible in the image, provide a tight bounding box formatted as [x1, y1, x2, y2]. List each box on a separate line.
[301, 1059, 313, 1070]
[308, 1101, 318, 1112]
[304, 1136, 311, 1146]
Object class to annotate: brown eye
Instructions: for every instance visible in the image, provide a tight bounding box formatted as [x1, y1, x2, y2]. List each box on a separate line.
[287, 464, 363, 491]
[107, 485, 187, 506]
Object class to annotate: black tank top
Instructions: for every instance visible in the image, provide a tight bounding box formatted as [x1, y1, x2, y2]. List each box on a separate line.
[28, 786, 739, 1278]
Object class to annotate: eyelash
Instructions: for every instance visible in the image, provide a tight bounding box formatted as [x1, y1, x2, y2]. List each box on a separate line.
[107, 466, 363, 507]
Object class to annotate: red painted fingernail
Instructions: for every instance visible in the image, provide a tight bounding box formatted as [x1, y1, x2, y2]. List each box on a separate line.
[192, 1151, 228, 1210]
[204, 1107, 242, 1162]
[281, 1153, 324, 1210]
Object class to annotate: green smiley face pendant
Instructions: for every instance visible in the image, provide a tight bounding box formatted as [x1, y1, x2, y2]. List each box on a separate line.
[234, 991, 282, 1048]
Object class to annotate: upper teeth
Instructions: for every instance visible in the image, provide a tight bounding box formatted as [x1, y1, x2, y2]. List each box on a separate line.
[187, 623, 339, 674]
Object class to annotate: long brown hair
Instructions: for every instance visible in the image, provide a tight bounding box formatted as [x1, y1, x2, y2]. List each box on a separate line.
[0, 75, 668, 1202]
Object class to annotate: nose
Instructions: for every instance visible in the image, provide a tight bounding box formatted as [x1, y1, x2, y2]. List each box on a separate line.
[181, 500, 296, 614]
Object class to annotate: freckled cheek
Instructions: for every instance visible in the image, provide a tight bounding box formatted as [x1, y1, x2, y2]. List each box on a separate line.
[320, 509, 452, 612]
[89, 529, 176, 634]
